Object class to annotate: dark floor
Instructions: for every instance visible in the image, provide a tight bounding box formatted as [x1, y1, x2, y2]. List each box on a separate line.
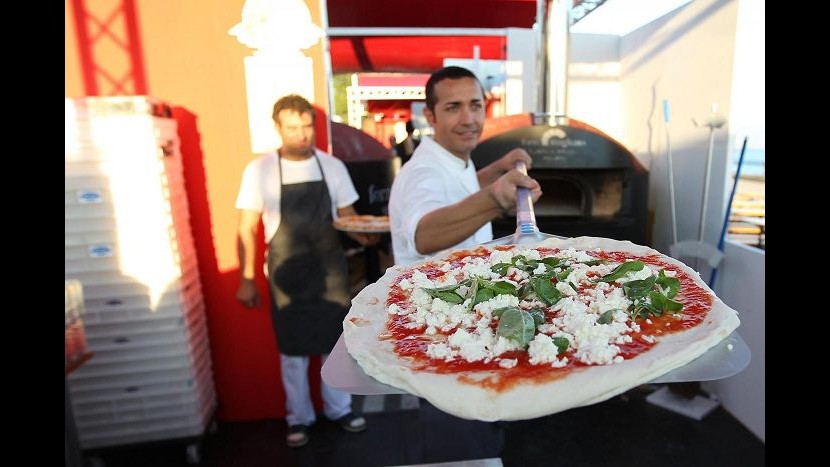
[82, 385, 764, 467]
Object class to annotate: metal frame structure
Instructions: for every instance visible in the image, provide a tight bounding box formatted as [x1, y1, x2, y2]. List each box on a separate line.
[69, 0, 147, 96]
[346, 84, 425, 129]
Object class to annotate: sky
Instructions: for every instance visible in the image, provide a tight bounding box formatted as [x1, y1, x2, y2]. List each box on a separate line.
[571, 0, 693, 36]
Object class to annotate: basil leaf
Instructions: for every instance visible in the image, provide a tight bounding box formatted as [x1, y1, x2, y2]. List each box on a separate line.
[641, 296, 663, 316]
[435, 291, 464, 304]
[649, 291, 683, 314]
[552, 336, 570, 355]
[512, 256, 540, 273]
[541, 257, 565, 268]
[597, 261, 645, 283]
[517, 282, 533, 299]
[475, 278, 518, 297]
[626, 273, 684, 322]
[597, 309, 616, 324]
[466, 277, 479, 311]
[530, 276, 562, 305]
[423, 283, 463, 294]
[473, 288, 495, 307]
[623, 275, 657, 300]
[491, 263, 511, 275]
[656, 270, 680, 298]
[628, 304, 642, 321]
[496, 308, 536, 347]
[528, 307, 546, 326]
[556, 267, 573, 282]
[580, 259, 607, 266]
[629, 302, 655, 321]
[665, 298, 684, 313]
[492, 306, 519, 318]
[489, 281, 518, 296]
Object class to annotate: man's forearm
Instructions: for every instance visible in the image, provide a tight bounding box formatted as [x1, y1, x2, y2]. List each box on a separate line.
[414, 190, 503, 255]
[477, 148, 533, 187]
[237, 231, 258, 281]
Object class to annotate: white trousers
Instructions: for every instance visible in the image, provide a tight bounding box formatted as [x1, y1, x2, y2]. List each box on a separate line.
[280, 353, 352, 426]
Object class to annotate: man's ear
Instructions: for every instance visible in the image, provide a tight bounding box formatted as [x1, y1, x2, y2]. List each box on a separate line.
[423, 106, 436, 126]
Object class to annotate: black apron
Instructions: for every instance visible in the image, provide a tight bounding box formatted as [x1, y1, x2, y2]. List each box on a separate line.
[267, 154, 351, 355]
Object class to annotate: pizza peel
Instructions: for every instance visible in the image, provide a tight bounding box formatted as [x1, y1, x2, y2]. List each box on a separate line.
[324, 161, 750, 396]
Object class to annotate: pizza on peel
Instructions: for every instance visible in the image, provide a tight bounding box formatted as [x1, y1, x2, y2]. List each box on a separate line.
[343, 236, 740, 421]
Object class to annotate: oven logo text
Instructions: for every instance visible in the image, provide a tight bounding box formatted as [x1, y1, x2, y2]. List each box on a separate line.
[521, 128, 587, 148]
[542, 128, 567, 144]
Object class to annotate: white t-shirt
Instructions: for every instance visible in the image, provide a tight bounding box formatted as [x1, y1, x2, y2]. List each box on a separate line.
[235, 149, 359, 243]
[388, 137, 493, 266]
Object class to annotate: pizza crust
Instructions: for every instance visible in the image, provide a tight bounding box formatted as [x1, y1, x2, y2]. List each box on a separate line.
[333, 215, 390, 233]
[343, 236, 740, 421]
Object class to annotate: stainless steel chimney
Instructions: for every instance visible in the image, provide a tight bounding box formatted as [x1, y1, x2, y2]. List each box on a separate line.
[536, 0, 571, 126]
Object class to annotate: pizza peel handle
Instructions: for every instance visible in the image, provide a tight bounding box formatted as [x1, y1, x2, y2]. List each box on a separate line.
[511, 161, 565, 244]
[515, 161, 538, 237]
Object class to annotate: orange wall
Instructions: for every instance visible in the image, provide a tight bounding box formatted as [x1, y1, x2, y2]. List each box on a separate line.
[66, 0, 330, 421]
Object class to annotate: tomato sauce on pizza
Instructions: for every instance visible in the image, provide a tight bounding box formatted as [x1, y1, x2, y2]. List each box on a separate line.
[382, 245, 712, 392]
[343, 236, 740, 421]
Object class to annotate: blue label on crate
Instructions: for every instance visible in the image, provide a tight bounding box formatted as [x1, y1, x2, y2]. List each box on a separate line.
[77, 191, 103, 203]
[88, 245, 113, 257]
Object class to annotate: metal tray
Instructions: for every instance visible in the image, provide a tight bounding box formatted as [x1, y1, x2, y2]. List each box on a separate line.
[321, 331, 751, 395]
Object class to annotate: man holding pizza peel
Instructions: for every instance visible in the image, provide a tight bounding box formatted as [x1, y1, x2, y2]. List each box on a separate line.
[389, 65, 543, 266]
[235, 94, 379, 448]
[386, 65, 544, 453]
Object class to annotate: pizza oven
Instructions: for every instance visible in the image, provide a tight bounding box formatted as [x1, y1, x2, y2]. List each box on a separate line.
[471, 121, 649, 244]
[330, 121, 397, 217]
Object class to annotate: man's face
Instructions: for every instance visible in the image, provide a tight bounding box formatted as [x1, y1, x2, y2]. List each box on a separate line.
[424, 77, 485, 160]
[276, 110, 315, 157]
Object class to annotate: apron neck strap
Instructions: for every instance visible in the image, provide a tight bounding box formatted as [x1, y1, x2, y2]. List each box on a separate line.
[277, 150, 324, 186]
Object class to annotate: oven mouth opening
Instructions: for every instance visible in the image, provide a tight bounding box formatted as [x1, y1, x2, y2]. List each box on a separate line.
[533, 175, 589, 218]
[532, 172, 626, 220]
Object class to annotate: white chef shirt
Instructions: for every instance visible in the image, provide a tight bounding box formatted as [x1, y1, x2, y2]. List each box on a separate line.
[389, 136, 493, 266]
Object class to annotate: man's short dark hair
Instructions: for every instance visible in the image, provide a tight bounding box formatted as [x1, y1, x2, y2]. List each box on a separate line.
[424, 66, 484, 111]
[272, 94, 315, 125]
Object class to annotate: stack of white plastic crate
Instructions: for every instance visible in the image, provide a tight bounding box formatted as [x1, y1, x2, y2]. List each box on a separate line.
[65, 96, 216, 456]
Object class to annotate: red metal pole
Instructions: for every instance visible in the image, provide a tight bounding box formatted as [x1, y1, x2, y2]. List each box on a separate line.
[70, 0, 98, 96]
[122, 0, 147, 95]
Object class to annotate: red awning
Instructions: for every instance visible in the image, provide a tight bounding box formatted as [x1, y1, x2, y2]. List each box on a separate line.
[327, 0, 538, 29]
[330, 35, 507, 73]
[326, 0, 537, 73]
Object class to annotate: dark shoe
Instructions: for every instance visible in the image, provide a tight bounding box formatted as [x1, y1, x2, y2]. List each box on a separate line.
[286, 424, 309, 447]
[335, 412, 366, 433]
